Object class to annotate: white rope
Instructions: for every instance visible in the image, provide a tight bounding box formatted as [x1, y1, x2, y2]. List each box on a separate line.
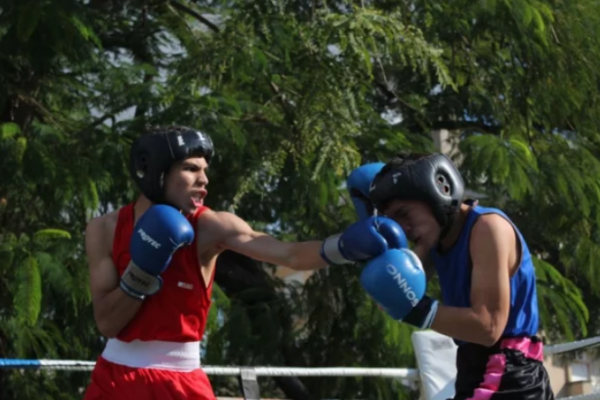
[0, 360, 418, 379]
[561, 394, 600, 400]
[1, 334, 599, 374]
[2, 358, 600, 399]
[208, 366, 419, 380]
[545, 336, 600, 355]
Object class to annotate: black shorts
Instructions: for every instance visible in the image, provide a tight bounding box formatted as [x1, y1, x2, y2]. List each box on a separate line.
[450, 336, 554, 400]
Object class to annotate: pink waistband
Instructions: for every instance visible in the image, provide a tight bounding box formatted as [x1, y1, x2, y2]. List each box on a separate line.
[499, 337, 543, 361]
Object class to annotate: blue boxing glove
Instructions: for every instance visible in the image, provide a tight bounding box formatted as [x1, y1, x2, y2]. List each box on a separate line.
[360, 248, 439, 329]
[120, 205, 195, 300]
[347, 163, 385, 219]
[320, 216, 408, 265]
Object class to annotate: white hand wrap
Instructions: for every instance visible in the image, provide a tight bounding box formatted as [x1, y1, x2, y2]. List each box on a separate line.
[120, 262, 162, 300]
[320, 234, 352, 265]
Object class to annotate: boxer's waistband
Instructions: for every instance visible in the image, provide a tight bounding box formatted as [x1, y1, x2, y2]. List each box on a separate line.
[101, 338, 201, 371]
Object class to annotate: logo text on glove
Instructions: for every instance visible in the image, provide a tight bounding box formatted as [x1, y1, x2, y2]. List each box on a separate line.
[386, 264, 419, 306]
[126, 271, 150, 287]
[138, 229, 161, 249]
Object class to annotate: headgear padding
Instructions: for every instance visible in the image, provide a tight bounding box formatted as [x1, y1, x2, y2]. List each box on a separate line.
[369, 153, 464, 232]
[129, 126, 214, 204]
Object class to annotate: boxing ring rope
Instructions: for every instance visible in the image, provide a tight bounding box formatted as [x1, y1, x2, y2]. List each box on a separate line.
[562, 396, 600, 400]
[545, 336, 600, 355]
[2, 334, 599, 371]
[1, 334, 600, 399]
[0, 360, 418, 379]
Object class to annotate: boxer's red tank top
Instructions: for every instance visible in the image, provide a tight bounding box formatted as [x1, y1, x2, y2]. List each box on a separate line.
[111, 202, 214, 343]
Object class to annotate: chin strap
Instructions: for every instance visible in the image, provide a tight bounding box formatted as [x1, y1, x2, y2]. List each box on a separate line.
[436, 216, 453, 245]
[436, 207, 464, 245]
[437, 222, 453, 243]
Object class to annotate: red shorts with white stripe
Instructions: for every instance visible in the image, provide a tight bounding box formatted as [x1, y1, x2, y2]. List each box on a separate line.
[83, 356, 217, 400]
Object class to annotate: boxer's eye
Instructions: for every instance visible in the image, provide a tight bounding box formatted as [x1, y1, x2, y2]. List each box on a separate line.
[392, 209, 408, 220]
[183, 164, 200, 172]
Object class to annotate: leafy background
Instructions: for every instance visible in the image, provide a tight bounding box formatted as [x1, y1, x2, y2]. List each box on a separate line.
[1, 0, 600, 398]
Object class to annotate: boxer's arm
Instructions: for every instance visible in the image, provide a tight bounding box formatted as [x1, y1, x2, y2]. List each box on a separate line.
[429, 214, 512, 346]
[86, 217, 143, 338]
[198, 210, 328, 271]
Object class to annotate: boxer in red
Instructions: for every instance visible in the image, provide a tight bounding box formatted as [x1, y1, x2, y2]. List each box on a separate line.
[82, 125, 404, 399]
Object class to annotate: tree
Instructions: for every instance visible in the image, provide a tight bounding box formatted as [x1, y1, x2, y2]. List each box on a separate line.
[367, 0, 600, 342]
[1, 0, 600, 399]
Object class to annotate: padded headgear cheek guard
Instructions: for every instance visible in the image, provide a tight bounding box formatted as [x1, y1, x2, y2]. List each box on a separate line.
[368, 153, 465, 233]
[129, 126, 214, 205]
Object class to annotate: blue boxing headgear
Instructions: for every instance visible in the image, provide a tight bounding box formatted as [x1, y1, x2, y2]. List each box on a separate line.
[129, 125, 214, 205]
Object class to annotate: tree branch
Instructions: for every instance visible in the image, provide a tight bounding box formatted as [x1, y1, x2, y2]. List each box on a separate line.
[215, 251, 315, 400]
[169, 1, 220, 33]
[75, 103, 135, 135]
[429, 120, 502, 135]
[270, 81, 298, 129]
[374, 81, 422, 112]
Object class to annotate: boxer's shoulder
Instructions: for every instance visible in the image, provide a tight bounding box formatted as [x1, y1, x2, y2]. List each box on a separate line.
[194, 208, 228, 251]
[85, 211, 119, 254]
[87, 210, 118, 233]
[196, 209, 240, 231]
[195, 209, 250, 253]
[469, 213, 518, 269]
[471, 213, 514, 243]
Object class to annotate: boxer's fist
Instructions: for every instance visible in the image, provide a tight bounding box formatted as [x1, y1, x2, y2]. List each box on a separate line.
[120, 205, 195, 299]
[320, 216, 408, 265]
[347, 163, 385, 219]
[360, 248, 438, 329]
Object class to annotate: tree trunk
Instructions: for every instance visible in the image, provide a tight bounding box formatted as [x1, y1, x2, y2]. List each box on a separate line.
[215, 251, 315, 400]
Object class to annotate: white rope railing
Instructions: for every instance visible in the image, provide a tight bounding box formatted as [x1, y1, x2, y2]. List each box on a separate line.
[0, 360, 598, 399]
[2, 335, 600, 399]
[545, 336, 600, 355]
[209, 366, 419, 380]
[2, 334, 598, 373]
[0, 359, 418, 379]
[562, 395, 600, 400]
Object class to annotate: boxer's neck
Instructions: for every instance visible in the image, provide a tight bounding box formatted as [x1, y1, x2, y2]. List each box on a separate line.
[438, 203, 474, 252]
[133, 195, 152, 224]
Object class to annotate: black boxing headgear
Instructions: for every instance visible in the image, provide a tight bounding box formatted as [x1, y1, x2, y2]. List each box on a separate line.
[129, 126, 214, 205]
[368, 153, 464, 236]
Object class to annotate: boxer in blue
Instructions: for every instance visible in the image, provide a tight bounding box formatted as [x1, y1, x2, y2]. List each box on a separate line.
[335, 153, 554, 400]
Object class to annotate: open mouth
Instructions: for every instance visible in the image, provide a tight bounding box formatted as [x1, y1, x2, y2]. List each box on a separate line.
[191, 190, 207, 206]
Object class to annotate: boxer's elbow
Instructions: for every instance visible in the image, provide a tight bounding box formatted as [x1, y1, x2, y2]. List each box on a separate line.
[475, 313, 505, 347]
[98, 325, 119, 339]
[92, 299, 129, 339]
[478, 324, 503, 347]
[286, 241, 329, 271]
[95, 314, 121, 338]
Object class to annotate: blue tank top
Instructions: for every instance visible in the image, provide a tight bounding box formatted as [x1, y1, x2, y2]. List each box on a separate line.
[430, 204, 539, 342]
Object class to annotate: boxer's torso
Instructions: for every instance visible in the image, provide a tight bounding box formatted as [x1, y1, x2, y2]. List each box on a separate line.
[429, 203, 552, 399]
[111, 202, 214, 343]
[430, 202, 540, 343]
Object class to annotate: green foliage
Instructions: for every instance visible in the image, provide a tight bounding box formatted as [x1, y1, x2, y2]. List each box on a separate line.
[14, 255, 42, 327]
[534, 257, 589, 341]
[2, 0, 600, 399]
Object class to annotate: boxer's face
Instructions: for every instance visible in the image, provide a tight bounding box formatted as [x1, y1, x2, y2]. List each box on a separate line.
[382, 199, 440, 251]
[164, 157, 209, 214]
